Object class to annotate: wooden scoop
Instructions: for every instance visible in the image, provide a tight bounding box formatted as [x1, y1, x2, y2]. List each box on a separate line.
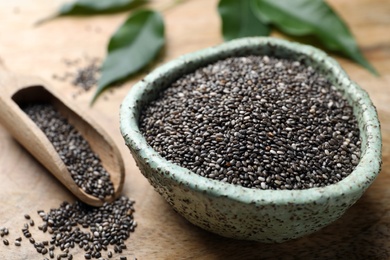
[0, 72, 125, 206]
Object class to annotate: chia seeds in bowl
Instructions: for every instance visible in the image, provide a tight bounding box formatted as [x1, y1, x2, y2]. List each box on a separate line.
[139, 55, 361, 191]
[120, 37, 382, 242]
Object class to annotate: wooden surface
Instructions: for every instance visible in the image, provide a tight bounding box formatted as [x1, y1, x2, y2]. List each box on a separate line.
[0, 0, 389, 259]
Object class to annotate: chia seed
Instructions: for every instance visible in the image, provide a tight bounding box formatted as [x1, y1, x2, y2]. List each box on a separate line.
[18, 197, 135, 259]
[53, 57, 101, 92]
[140, 55, 361, 190]
[22, 103, 114, 199]
[0, 227, 9, 237]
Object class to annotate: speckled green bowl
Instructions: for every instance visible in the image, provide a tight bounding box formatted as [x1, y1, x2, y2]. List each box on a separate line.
[120, 37, 382, 243]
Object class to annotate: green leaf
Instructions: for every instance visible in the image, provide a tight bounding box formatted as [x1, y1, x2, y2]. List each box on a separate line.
[252, 0, 378, 75]
[91, 9, 165, 104]
[58, 0, 146, 15]
[218, 0, 270, 41]
[36, 0, 146, 24]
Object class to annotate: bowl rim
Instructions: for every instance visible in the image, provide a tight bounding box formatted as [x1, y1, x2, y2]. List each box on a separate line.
[120, 37, 382, 205]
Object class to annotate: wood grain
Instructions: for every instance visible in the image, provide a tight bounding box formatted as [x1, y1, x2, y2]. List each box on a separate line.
[0, 0, 389, 259]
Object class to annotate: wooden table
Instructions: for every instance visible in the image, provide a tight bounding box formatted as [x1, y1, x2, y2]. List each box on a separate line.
[0, 0, 389, 259]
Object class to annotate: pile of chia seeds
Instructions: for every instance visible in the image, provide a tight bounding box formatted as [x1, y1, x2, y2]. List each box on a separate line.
[140, 55, 361, 190]
[52, 56, 120, 100]
[1, 197, 136, 259]
[23, 103, 114, 199]
[53, 57, 101, 92]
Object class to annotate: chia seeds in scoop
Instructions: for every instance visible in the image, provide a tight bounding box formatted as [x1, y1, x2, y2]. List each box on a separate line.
[140, 55, 361, 190]
[23, 103, 114, 199]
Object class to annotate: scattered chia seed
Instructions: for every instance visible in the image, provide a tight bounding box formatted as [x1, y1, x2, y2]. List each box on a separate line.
[53, 57, 101, 92]
[52, 56, 123, 100]
[8, 197, 135, 258]
[140, 55, 361, 190]
[22, 103, 114, 199]
[22, 227, 31, 238]
[0, 227, 8, 237]
[71, 60, 100, 91]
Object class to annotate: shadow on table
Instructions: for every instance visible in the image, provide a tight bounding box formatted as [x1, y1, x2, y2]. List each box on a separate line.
[187, 180, 390, 260]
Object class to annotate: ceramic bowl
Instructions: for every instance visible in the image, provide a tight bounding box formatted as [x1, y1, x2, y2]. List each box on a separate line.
[120, 37, 382, 242]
